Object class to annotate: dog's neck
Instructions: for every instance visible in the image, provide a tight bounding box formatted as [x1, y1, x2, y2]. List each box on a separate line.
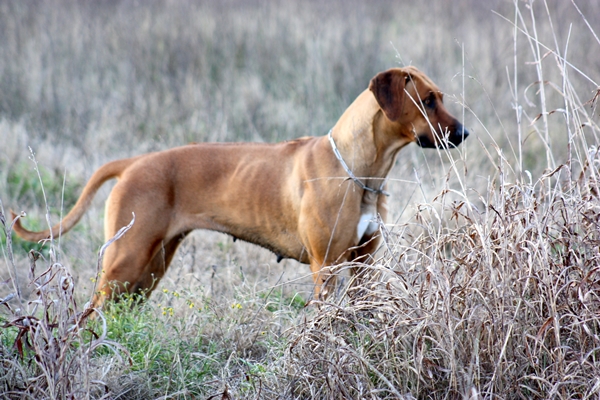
[328, 90, 413, 184]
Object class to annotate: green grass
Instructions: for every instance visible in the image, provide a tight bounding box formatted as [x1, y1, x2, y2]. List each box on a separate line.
[259, 289, 306, 313]
[0, 268, 301, 398]
[7, 161, 82, 213]
[3, 161, 84, 255]
[79, 288, 302, 397]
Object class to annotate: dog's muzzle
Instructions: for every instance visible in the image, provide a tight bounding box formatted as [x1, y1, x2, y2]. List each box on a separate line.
[416, 122, 470, 149]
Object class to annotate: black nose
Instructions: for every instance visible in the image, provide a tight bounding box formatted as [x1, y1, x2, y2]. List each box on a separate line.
[449, 123, 469, 147]
[416, 123, 470, 149]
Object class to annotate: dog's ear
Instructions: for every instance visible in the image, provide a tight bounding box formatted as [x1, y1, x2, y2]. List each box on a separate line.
[369, 69, 408, 122]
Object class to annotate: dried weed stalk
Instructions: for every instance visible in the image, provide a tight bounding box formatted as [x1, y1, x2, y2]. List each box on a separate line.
[279, 156, 600, 399]
[0, 205, 129, 399]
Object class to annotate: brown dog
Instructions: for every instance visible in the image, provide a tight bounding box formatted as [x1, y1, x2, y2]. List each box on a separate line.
[13, 66, 468, 307]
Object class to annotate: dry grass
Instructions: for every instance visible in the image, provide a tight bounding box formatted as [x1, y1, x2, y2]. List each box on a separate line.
[1, 0, 600, 398]
[0, 202, 130, 398]
[277, 161, 600, 398]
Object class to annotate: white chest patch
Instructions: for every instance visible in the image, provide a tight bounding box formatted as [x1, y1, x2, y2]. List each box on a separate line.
[356, 212, 378, 242]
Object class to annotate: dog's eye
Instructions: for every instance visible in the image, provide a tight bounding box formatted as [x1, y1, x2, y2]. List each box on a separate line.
[423, 94, 435, 108]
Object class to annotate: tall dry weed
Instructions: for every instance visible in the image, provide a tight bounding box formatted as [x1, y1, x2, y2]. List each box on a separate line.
[278, 158, 600, 398]
[0, 198, 130, 399]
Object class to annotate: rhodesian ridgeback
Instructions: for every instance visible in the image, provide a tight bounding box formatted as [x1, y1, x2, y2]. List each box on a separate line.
[13, 66, 469, 307]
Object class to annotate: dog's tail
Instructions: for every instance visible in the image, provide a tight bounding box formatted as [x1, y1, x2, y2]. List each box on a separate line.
[11, 157, 138, 242]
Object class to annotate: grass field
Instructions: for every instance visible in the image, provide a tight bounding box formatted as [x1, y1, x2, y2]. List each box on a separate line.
[1, 0, 600, 398]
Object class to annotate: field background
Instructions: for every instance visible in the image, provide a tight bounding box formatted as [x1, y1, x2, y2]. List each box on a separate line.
[1, 0, 600, 398]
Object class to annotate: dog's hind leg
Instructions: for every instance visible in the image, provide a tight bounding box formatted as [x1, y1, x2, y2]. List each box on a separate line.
[129, 232, 190, 298]
[92, 227, 190, 308]
[91, 173, 178, 307]
[92, 247, 154, 308]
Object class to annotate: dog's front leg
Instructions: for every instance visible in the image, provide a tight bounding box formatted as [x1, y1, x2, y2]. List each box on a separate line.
[308, 260, 337, 300]
[304, 229, 355, 300]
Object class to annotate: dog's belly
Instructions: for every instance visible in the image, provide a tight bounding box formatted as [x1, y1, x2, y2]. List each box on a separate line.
[227, 227, 308, 263]
[184, 213, 308, 264]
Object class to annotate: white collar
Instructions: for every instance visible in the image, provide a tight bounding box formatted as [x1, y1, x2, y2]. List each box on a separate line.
[327, 130, 390, 197]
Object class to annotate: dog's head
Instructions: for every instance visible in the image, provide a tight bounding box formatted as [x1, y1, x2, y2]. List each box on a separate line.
[369, 66, 469, 149]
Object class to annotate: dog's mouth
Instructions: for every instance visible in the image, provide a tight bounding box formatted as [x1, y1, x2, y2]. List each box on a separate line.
[416, 123, 470, 149]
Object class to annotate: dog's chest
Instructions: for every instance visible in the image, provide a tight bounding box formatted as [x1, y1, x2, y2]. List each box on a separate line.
[356, 191, 380, 242]
[356, 212, 378, 242]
